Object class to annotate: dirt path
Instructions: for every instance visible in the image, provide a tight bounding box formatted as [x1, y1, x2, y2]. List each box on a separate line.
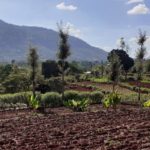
[77, 82, 136, 95]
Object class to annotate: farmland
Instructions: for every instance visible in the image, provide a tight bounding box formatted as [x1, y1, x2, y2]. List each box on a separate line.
[0, 8, 150, 150]
[68, 81, 137, 95]
[1, 77, 150, 150]
[1, 105, 150, 150]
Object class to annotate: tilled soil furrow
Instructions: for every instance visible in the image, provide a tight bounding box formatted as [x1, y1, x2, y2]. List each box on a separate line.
[1, 105, 150, 150]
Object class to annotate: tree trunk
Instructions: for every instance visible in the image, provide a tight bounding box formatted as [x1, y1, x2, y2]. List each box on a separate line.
[112, 82, 115, 93]
[32, 80, 36, 98]
[62, 62, 65, 102]
[32, 65, 36, 98]
[138, 81, 142, 109]
[125, 71, 128, 81]
[101, 67, 104, 78]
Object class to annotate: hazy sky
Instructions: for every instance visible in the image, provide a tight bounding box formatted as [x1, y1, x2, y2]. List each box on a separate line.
[0, 0, 150, 57]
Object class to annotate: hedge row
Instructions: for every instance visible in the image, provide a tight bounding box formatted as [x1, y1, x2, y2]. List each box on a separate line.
[41, 90, 104, 107]
[119, 83, 150, 94]
[0, 90, 104, 109]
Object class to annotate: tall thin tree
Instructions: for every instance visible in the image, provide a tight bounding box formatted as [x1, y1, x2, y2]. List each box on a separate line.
[100, 61, 104, 77]
[28, 47, 39, 98]
[108, 51, 121, 92]
[57, 23, 70, 101]
[136, 30, 147, 106]
[120, 37, 126, 50]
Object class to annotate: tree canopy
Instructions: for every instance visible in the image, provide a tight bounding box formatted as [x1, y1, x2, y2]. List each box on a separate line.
[108, 49, 134, 72]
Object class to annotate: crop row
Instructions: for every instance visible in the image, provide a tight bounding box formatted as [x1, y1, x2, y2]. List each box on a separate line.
[0, 91, 104, 110]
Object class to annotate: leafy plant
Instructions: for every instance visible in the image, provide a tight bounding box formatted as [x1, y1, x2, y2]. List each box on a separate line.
[29, 95, 40, 109]
[64, 99, 89, 112]
[103, 92, 121, 110]
[143, 100, 150, 107]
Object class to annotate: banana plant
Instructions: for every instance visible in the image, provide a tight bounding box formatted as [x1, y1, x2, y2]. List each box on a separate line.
[64, 99, 89, 112]
[103, 92, 121, 110]
[29, 95, 40, 110]
[143, 100, 150, 107]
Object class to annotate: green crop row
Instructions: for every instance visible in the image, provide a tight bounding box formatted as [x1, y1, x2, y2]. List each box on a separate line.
[0, 90, 104, 109]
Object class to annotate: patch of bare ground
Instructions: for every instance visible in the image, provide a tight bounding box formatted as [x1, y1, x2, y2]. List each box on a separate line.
[0, 105, 150, 150]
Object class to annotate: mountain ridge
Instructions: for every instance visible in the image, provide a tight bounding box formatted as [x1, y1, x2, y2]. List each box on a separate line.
[0, 19, 108, 62]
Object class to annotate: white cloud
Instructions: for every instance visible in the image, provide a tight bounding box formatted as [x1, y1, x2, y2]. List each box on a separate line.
[116, 39, 121, 48]
[56, 2, 77, 11]
[129, 37, 137, 43]
[146, 36, 150, 45]
[127, 0, 144, 4]
[127, 4, 150, 15]
[102, 46, 112, 52]
[128, 36, 150, 57]
[64, 22, 81, 38]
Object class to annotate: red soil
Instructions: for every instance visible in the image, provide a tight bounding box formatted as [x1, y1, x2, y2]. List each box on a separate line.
[129, 81, 150, 89]
[1, 105, 150, 150]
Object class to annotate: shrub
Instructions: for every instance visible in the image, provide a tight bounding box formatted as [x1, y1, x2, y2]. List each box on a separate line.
[65, 75, 76, 83]
[64, 90, 80, 101]
[36, 77, 63, 93]
[80, 74, 91, 81]
[64, 90, 104, 104]
[47, 77, 63, 93]
[79, 92, 90, 100]
[42, 92, 62, 107]
[103, 92, 121, 110]
[0, 92, 31, 105]
[89, 91, 104, 104]
[64, 99, 89, 111]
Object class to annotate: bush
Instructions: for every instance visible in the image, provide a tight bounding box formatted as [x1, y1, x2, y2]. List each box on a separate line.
[64, 90, 104, 104]
[48, 77, 63, 93]
[42, 92, 62, 107]
[0, 92, 31, 105]
[80, 74, 91, 81]
[0, 92, 44, 109]
[36, 77, 63, 93]
[79, 92, 90, 100]
[89, 91, 104, 104]
[65, 75, 76, 83]
[64, 90, 81, 101]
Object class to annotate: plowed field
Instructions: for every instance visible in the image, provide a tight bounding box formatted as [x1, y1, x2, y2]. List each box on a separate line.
[0, 105, 150, 150]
